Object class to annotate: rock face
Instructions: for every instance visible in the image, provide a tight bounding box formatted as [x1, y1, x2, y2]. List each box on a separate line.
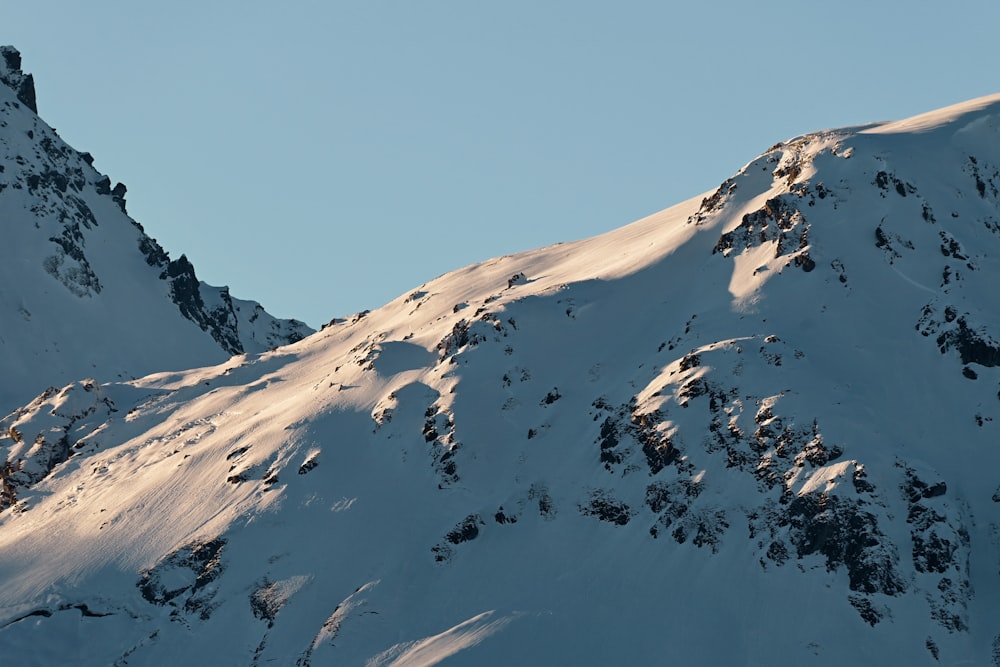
[3, 81, 1000, 664]
[0, 46, 312, 413]
[0, 47, 36, 113]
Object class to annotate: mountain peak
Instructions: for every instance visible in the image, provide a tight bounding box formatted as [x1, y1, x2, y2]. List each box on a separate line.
[0, 45, 37, 113]
[0, 46, 313, 413]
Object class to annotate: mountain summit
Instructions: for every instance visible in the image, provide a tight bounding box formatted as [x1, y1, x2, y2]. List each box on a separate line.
[0, 47, 312, 413]
[3, 87, 1000, 665]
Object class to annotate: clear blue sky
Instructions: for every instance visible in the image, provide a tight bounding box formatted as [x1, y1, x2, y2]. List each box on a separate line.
[6, 1, 999, 327]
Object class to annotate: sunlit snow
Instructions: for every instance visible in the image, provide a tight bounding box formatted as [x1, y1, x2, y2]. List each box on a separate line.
[3, 64, 1000, 665]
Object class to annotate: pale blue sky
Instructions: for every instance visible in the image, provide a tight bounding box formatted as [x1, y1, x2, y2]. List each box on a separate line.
[6, 1, 999, 326]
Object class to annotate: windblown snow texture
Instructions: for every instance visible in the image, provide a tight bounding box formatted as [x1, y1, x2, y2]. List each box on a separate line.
[0, 47, 311, 413]
[3, 53, 1000, 664]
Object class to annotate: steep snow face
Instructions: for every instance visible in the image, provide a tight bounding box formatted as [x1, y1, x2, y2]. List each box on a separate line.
[4, 95, 1000, 666]
[0, 48, 312, 413]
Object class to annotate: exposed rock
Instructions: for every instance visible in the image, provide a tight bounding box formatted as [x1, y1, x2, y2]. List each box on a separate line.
[938, 316, 1000, 368]
[579, 489, 634, 526]
[432, 514, 485, 562]
[0, 46, 37, 112]
[783, 493, 904, 597]
[111, 181, 127, 213]
[713, 196, 811, 270]
[137, 538, 226, 620]
[0, 381, 117, 509]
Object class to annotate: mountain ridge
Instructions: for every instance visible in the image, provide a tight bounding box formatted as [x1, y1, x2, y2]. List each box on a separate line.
[0, 46, 312, 413]
[3, 86, 1000, 664]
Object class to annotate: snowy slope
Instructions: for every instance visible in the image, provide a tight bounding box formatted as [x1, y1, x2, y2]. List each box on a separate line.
[0, 46, 312, 414]
[4, 94, 1000, 665]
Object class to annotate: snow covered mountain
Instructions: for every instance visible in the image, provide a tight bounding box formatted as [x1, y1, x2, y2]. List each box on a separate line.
[0, 46, 312, 413]
[4, 88, 1000, 665]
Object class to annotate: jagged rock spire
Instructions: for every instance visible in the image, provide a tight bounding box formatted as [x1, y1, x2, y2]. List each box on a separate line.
[0, 46, 37, 113]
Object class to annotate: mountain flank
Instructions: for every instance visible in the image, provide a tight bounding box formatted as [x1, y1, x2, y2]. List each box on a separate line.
[2, 46, 1000, 665]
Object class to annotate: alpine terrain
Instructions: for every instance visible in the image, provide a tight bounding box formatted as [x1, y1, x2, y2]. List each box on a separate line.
[3, 48, 1000, 665]
[0, 46, 312, 414]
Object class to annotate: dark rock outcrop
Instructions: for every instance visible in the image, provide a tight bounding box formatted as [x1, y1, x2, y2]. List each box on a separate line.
[0, 46, 37, 113]
[137, 538, 226, 620]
